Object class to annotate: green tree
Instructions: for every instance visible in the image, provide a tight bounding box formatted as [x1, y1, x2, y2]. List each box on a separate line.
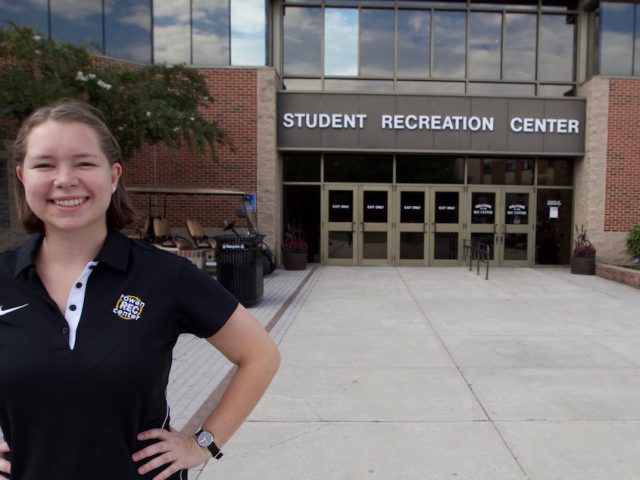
[0, 22, 230, 161]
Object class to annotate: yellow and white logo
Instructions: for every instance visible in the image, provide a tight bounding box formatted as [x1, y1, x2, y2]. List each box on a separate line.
[113, 294, 145, 321]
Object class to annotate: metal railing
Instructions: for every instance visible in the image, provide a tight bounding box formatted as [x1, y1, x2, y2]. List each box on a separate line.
[463, 240, 490, 280]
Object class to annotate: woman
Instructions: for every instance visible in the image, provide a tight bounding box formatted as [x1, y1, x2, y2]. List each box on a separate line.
[0, 100, 280, 479]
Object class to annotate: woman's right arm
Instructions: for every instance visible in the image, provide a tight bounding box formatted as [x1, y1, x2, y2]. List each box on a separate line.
[0, 441, 10, 476]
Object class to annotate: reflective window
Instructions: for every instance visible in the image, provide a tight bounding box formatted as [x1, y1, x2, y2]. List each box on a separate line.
[363, 232, 387, 259]
[400, 233, 424, 260]
[324, 155, 393, 183]
[360, 9, 394, 77]
[396, 156, 464, 184]
[468, 82, 536, 95]
[538, 84, 574, 96]
[504, 13, 536, 80]
[325, 8, 358, 75]
[396, 80, 465, 93]
[284, 7, 322, 75]
[0, 0, 48, 35]
[193, 0, 230, 65]
[153, 0, 190, 64]
[434, 233, 458, 260]
[231, 0, 265, 65]
[105, 0, 152, 63]
[283, 154, 321, 182]
[636, 5, 640, 75]
[467, 158, 534, 185]
[539, 14, 574, 81]
[397, 10, 430, 77]
[536, 159, 573, 186]
[433, 11, 466, 78]
[324, 79, 393, 92]
[599, 2, 635, 76]
[283, 78, 323, 90]
[50, 0, 102, 49]
[469, 12, 501, 79]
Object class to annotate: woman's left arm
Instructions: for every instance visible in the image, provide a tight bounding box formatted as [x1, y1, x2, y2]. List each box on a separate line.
[133, 304, 280, 479]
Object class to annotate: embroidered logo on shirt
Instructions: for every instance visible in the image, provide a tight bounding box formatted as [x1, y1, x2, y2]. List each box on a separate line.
[112, 294, 145, 321]
[0, 303, 28, 316]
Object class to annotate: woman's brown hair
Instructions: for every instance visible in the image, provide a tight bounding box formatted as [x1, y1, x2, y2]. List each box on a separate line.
[13, 99, 136, 233]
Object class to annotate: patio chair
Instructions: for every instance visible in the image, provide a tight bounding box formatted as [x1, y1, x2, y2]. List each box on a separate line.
[152, 217, 190, 249]
[185, 219, 217, 251]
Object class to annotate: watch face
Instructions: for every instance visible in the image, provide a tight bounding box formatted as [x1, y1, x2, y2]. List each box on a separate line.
[197, 431, 214, 447]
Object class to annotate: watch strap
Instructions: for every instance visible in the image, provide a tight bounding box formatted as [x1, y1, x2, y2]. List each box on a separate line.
[195, 429, 224, 460]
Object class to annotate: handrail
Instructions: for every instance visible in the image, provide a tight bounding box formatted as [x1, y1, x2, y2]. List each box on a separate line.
[463, 240, 490, 280]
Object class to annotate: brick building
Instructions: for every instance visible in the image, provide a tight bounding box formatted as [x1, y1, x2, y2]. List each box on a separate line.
[1, 0, 639, 267]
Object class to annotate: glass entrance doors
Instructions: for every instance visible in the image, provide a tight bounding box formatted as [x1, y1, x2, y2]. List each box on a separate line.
[323, 185, 392, 266]
[396, 187, 463, 266]
[468, 187, 534, 266]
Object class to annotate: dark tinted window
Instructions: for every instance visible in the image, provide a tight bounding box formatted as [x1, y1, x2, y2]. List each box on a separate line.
[328, 190, 353, 222]
[360, 9, 394, 77]
[324, 155, 393, 183]
[434, 191, 459, 223]
[536, 159, 573, 186]
[284, 7, 322, 75]
[396, 156, 464, 184]
[400, 191, 425, 223]
[599, 2, 635, 76]
[467, 158, 534, 185]
[50, 0, 102, 49]
[283, 154, 321, 182]
[536, 188, 573, 264]
[105, 0, 152, 63]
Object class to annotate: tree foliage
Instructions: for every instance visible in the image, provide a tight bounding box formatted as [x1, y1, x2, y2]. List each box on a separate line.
[0, 22, 230, 161]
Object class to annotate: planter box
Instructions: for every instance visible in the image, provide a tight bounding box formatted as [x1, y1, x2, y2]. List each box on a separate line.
[570, 256, 596, 275]
[283, 252, 307, 271]
[596, 264, 640, 289]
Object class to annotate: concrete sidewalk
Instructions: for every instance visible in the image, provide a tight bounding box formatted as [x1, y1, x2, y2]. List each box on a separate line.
[199, 266, 640, 480]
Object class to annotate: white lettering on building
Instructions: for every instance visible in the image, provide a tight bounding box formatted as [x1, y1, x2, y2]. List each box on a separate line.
[510, 117, 580, 134]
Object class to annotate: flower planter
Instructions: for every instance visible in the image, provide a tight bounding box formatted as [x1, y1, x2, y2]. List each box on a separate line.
[570, 256, 596, 275]
[283, 252, 307, 271]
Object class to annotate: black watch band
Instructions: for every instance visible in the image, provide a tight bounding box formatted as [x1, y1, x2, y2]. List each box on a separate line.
[195, 429, 223, 460]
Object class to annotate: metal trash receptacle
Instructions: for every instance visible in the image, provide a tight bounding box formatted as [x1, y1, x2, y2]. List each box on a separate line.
[215, 234, 264, 307]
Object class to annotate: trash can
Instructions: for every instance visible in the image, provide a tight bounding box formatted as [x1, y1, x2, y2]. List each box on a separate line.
[215, 234, 264, 307]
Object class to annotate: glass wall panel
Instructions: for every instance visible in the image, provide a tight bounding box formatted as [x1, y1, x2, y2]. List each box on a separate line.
[434, 233, 458, 260]
[324, 79, 393, 92]
[231, 0, 265, 65]
[636, 5, 640, 76]
[471, 233, 495, 259]
[396, 156, 464, 184]
[0, 0, 48, 35]
[467, 158, 533, 185]
[505, 192, 529, 225]
[284, 7, 322, 75]
[325, 8, 358, 76]
[362, 232, 387, 259]
[400, 233, 424, 260]
[283, 154, 321, 182]
[599, 2, 634, 76]
[468, 82, 536, 95]
[51, 0, 103, 49]
[536, 188, 572, 264]
[536, 159, 573, 186]
[538, 84, 574, 96]
[193, 0, 229, 65]
[362, 191, 388, 223]
[283, 185, 321, 262]
[324, 155, 393, 183]
[504, 13, 536, 80]
[154, 0, 190, 64]
[469, 12, 501, 79]
[328, 232, 353, 258]
[396, 81, 466, 93]
[360, 9, 394, 77]
[539, 14, 574, 81]
[400, 192, 425, 224]
[328, 190, 353, 223]
[105, 0, 152, 63]
[433, 11, 466, 78]
[397, 10, 430, 77]
[434, 192, 459, 223]
[283, 78, 323, 90]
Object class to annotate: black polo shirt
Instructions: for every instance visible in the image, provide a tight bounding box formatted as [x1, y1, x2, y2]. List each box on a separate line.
[0, 230, 239, 479]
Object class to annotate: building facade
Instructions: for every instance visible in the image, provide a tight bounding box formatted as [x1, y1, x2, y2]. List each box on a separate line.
[1, 0, 638, 267]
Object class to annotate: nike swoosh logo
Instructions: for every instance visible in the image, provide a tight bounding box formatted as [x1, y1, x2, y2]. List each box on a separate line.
[0, 304, 29, 316]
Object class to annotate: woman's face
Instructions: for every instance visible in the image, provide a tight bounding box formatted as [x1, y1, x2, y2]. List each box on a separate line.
[16, 120, 122, 237]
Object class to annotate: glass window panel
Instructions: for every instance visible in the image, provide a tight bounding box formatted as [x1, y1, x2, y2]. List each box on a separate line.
[469, 12, 501, 79]
[400, 232, 424, 260]
[231, 0, 265, 65]
[535, 188, 573, 264]
[362, 232, 387, 259]
[283, 185, 321, 262]
[283, 78, 323, 90]
[471, 232, 495, 259]
[360, 9, 394, 77]
[328, 231, 354, 258]
[536, 158, 573, 186]
[192, 0, 229, 65]
[636, 5, 640, 76]
[505, 192, 529, 225]
[154, 0, 190, 64]
[284, 7, 322, 75]
[397, 10, 430, 77]
[283, 154, 321, 182]
[50, 0, 102, 49]
[541, 0, 578, 11]
[538, 84, 574, 97]
[105, 0, 152, 63]
[434, 233, 458, 260]
[599, 2, 634, 76]
[396, 156, 464, 184]
[467, 158, 533, 185]
[324, 79, 394, 92]
[504, 13, 536, 80]
[433, 11, 466, 78]
[434, 192, 459, 223]
[471, 192, 495, 224]
[471, 0, 537, 10]
[328, 190, 353, 222]
[396, 81, 466, 94]
[539, 14, 575, 81]
[400, 192, 425, 223]
[504, 233, 528, 260]
[324, 155, 393, 182]
[362, 191, 388, 223]
[468, 82, 536, 96]
[0, 0, 48, 35]
[325, 8, 358, 76]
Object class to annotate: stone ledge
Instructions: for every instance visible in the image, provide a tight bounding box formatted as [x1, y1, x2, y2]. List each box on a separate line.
[596, 263, 640, 289]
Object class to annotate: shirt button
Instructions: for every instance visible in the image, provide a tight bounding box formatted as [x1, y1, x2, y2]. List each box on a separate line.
[76, 282, 83, 288]
[62, 327, 69, 334]
[69, 305, 77, 311]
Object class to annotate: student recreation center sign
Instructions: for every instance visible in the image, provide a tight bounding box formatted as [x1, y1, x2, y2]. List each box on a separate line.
[277, 93, 586, 156]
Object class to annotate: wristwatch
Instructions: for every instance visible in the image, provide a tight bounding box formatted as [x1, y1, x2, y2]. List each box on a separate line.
[195, 429, 223, 460]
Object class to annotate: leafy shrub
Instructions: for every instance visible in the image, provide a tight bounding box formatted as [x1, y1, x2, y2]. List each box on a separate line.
[627, 224, 640, 261]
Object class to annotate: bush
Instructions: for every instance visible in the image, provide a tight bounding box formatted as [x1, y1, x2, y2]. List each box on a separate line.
[627, 224, 640, 261]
